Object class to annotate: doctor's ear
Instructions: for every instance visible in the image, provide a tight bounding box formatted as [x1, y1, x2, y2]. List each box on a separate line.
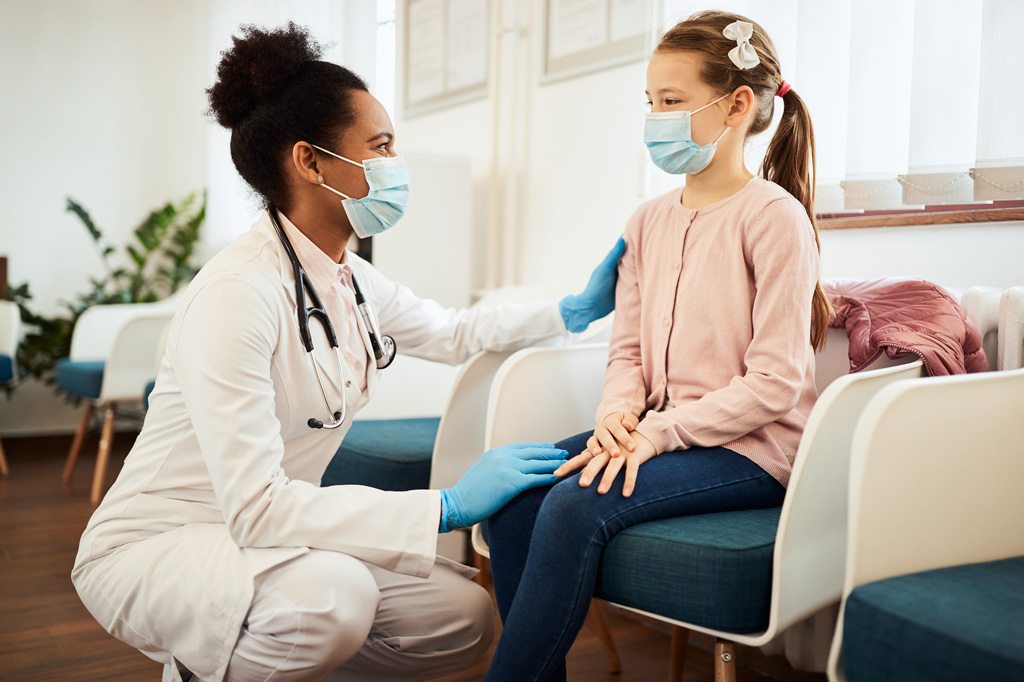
[724, 86, 756, 126]
[291, 141, 323, 185]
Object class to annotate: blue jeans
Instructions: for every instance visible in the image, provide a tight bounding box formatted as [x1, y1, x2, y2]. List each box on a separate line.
[483, 430, 786, 682]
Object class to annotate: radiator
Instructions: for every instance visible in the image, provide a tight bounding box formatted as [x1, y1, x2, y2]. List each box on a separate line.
[999, 287, 1024, 370]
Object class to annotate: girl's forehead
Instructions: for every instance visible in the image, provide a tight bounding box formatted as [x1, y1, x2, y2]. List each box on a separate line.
[646, 51, 708, 93]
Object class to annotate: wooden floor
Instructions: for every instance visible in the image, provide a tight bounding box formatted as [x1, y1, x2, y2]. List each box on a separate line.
[0, 433, 827, 681]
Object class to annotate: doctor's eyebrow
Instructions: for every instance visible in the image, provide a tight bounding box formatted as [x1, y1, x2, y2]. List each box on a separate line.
[368, 132, 393, 144]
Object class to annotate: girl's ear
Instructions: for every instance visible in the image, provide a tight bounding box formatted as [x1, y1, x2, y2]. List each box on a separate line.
[725, 85, 756, 126]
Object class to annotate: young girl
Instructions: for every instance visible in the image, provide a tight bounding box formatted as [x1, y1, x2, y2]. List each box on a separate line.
[485, 11, 833, 681]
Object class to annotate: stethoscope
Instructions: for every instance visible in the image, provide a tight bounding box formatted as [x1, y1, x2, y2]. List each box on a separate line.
[269, 209, 397, 430]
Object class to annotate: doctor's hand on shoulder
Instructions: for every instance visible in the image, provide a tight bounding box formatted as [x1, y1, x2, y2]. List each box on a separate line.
[438, 443, 569, 532]
[559, 236, 627, 333]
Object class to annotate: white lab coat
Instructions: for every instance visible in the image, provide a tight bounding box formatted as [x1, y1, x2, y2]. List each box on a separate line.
[71, 210, 568, 681]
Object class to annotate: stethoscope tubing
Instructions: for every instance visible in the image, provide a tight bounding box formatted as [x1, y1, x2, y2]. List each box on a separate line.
[268, 209, 397, 429]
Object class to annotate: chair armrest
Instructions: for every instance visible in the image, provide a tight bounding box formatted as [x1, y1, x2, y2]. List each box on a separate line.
[0, 300, 20, 359]
[70, 302, 169, 361]
[771, 360, 923, 634]
[484, 343, 608, 449]
[429, 350, 516, 490]
[100, 312, 174, 402]
[846, 368, 1024, 590]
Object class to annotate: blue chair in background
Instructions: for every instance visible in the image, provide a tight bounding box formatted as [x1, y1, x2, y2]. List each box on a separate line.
[0, 300, 20, 477]
[828, 368, 1024, 682]
[57, 304, 173, 504]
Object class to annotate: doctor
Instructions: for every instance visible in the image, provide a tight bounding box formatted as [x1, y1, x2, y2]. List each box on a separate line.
[71, 23, 622, 682]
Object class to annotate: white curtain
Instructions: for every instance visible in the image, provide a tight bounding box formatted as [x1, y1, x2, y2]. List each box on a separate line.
[201, 0, 378, 261]
[652, 0, 1024, 213]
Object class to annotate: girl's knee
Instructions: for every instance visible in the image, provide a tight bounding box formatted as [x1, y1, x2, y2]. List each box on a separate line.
[536, 476, 600, 530]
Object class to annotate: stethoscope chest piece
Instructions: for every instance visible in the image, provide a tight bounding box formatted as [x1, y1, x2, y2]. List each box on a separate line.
[377, 334, 397, 369]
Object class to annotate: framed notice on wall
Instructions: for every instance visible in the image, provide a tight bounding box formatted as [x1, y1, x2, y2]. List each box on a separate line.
[543, 0, 654, 83]
[403, 0, 489, 117]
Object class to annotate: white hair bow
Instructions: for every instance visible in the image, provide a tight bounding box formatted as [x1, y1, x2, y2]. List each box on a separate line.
[723, 20, 760, 70]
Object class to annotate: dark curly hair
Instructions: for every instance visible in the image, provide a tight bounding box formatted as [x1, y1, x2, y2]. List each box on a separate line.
[207, 22, 368, 210]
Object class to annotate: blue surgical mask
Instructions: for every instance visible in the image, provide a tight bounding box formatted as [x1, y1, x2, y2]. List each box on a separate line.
[644, 93, 730, 175]
[312, 144, 410, 239]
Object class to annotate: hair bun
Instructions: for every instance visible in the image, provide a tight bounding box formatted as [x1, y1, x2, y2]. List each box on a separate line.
[207, 22, 322, 128]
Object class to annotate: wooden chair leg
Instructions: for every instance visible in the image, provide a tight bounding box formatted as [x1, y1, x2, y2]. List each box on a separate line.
[714, 639, 737, 682]
[62, 402, 95, 485]
[585, 600, 621, 674]
[669, 626, 690, 682]
[90, 405, 116, 506]
[473, 550, 492, 592]
[0, 437, 8, 477]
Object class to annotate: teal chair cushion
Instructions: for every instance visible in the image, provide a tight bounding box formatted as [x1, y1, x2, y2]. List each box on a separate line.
[55, 359, 105, 400]
[842, 555, 1024, 682]
[321, 417, 441, 492]
[596, 507, 781, 634]
[0, 354, 13, 383]
[143, 379, 156, 410]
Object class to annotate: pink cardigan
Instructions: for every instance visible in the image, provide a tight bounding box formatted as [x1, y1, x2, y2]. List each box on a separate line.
[596, 177, 820, 487]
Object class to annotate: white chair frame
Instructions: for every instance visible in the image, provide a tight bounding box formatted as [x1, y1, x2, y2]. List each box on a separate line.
[61, 303, 175, 504]
[827, 368, 1024, 681]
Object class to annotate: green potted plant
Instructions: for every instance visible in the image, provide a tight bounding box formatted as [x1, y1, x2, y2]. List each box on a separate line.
[4, 190, 206, 396]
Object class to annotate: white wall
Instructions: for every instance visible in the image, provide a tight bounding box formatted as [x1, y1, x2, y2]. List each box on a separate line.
[395, 0, 1024, 297]
[0, 0, 208, 316]
[0, 0, 208, 435]
[819, 221, 1024, 289]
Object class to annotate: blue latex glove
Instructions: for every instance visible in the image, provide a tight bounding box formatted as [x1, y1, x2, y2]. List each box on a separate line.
[439, 442, 569, 532]
[559, 236, 627, 333]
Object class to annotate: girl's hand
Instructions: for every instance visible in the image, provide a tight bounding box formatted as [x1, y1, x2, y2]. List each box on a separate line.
[587, 412, 639, 458]
[554, 430, 658, 497]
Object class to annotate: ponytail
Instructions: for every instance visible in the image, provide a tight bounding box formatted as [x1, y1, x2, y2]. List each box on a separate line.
[760, 89, 833, 350]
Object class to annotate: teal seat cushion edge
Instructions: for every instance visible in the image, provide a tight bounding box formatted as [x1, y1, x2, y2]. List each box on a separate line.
[596, 506, 781, 634]
[321, 417, 441, 492]
[842, 555, 1024, 682]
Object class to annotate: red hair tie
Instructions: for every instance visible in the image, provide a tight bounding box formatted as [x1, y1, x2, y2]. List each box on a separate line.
[776, 80, 792, 98]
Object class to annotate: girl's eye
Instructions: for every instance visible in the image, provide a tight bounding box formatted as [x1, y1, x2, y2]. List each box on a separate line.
[664, 98, 681, 106]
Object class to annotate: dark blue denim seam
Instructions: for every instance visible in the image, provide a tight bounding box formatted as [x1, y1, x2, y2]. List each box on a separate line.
[532, 469, 778, 680]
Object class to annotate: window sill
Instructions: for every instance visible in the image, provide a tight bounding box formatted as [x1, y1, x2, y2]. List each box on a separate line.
[817, 203, 1024, 230]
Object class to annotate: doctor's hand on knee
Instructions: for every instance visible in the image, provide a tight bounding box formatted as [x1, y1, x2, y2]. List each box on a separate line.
[558, 236, 627, 333]
[439, 443, 569, 532]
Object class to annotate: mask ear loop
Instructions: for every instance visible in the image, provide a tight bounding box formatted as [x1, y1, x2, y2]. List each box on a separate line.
[311, 144, 366, 169]
[310, 144, 365, 200]
[317, 177, 353, 200]
[690, 91, 732, 147]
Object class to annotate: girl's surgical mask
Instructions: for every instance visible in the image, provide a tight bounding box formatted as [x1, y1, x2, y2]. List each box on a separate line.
[312, 144, 410, 239]
[644, 92, 730, 175]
